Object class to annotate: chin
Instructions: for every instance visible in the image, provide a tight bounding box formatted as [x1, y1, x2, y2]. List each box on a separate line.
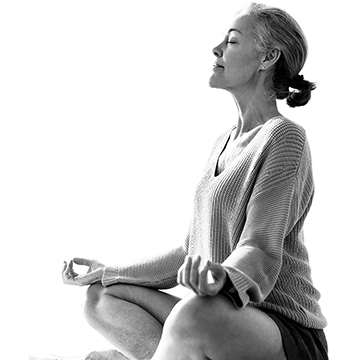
[209, 76, 222, 89]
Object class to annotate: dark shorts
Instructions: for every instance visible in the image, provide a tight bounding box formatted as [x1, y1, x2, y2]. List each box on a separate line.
[260, 308, 329, 360]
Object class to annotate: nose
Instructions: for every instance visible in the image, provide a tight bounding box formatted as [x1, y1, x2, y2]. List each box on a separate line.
[212, 43, 223, 58]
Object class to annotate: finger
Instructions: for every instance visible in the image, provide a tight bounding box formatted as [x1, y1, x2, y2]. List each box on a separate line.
[182, 256, 197, 291]
[73, 258, 92, 266]
[69, 269, 79, 277]
[62, 261, 72, 279]
[207, 262, 227, 289]
[198, 261, 211, 296]
[179, 256, 190, 285]
[64, 261, 72, 276]
[189, 255, 201, 290]
[200, 262, 226, 297]
[62, 261, 68, 282]
[62, 262, 76, 284]
[68, 260, 79, 277]
[177, 264, 184, 285]
[178, 256, 192, 290]
[66, 261, 78, 280]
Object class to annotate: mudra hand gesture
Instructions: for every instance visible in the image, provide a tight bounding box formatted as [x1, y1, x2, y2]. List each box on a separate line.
[177, 255, 227, 296]
[62, 258, 105, 286]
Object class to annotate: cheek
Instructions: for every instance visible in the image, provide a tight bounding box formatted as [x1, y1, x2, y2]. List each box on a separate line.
[226, 61, 256, 83]
[209, 52, 259, 89]
[228, 52, 260, 79]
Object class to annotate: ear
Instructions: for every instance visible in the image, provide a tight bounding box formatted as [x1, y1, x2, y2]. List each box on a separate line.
[259, 48, 281, 71]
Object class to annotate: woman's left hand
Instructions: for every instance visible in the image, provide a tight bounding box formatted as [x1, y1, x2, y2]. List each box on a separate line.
[177, 255, 227, 296]
[62, 258, 105, 286]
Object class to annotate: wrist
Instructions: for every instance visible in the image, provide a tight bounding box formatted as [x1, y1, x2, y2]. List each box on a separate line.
[98, 268, 105, 281]
[221, 273, 232, 291]
[90, 268, 104, 285]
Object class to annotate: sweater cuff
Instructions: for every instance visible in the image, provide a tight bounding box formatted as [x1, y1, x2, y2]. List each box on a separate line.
[101, 265, 120, 287]
[219, 274, 244, 308]
[221, 265, 262, 308]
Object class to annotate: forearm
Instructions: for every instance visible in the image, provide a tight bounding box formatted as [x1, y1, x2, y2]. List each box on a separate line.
[102, 245, 187, 288]
[220, 243, 283, 309]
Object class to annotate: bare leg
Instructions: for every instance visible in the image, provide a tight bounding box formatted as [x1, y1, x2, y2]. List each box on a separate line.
[83, 283, 180, 360]
[152, 293, 287, 360]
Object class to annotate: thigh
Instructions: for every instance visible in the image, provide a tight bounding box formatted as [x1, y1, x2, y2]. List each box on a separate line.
[169, 293, 286, 360]
[208, 300, 286, 360]
[100, 283, 181, 325]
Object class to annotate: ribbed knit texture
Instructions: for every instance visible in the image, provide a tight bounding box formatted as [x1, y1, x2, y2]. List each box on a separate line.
[102, 116, 327, 329]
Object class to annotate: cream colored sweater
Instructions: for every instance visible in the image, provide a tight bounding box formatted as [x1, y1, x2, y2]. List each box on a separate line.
[102, 116, 327, 329]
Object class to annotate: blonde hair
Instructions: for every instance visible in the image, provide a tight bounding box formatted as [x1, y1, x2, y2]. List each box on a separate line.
[248, 3, 315, 107]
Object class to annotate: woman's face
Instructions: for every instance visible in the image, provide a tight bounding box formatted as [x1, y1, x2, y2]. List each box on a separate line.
[209, 13, 262, 93]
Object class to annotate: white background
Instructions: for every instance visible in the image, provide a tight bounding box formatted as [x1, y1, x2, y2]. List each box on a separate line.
[1, 1, 359, 359]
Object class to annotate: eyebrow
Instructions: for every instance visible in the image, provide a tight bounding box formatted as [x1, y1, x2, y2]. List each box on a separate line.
[228, 28, 242, 35]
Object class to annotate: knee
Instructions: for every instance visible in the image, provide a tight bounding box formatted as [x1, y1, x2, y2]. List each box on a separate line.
[83, 283, 133, 324]
[162, 293, 222, 342]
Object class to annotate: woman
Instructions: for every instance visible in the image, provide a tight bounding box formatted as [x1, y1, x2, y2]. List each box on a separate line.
[62, 3, 328, 360]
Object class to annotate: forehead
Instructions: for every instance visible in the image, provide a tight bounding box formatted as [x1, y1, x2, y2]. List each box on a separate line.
[228, 13, 256, 36]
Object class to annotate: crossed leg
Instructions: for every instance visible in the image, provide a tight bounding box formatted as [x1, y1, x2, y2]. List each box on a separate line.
[84, 284, 286, 360]
[153, 292, 287, 360]
[83, 283, 180, 360]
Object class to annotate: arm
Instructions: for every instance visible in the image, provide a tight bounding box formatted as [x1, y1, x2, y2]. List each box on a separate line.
[222, 176, 298, 307]
[176, 176, 301, 301]
[62, 225, 190, 288]
[221, 125, 313, 307]
[62, 245, 187, 288]
[102, 245, 187, 288]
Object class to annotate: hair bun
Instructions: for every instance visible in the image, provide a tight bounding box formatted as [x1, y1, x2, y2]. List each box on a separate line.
[289, 74, 304, 90]
[287, 75, 316, 108]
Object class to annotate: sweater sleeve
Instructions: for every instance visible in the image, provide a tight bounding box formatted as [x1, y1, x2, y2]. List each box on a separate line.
[221, 123, 313, 308]
[102, 245, 187, 288]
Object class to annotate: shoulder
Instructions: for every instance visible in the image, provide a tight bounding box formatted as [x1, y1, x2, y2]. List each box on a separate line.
[264, 116, 307, 143]
[258, 117, 311, 177]
[260, 117, 309, 160]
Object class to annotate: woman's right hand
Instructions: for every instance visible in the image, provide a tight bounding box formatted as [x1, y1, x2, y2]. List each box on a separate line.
[62, 258, 105, 286]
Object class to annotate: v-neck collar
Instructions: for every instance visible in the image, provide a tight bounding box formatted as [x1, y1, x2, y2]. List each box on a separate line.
[213, 116, 283, 178]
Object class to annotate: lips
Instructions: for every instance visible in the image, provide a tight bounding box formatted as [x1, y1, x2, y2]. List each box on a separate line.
[213, 62, 225, 69]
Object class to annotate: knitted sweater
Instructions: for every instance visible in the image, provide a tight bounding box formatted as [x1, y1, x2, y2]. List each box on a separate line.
[102, 116, 327, 329]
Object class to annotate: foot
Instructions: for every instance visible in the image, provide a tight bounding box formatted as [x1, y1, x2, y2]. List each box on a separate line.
[85, 349, 130, 360]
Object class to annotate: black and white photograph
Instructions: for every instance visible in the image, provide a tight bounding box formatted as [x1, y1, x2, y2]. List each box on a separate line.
[1, 1, 359, 359]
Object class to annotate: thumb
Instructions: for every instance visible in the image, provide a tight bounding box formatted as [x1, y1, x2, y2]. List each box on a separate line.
[207, 262, 223, 274]
[207, 262, 226, 281]
[73, 258, 91, 266]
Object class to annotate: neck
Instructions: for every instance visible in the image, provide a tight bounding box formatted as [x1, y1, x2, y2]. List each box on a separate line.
[232, 90, 281, 139]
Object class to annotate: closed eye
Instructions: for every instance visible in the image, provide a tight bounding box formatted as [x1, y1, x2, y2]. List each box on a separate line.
[226, 37, 237, 44]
